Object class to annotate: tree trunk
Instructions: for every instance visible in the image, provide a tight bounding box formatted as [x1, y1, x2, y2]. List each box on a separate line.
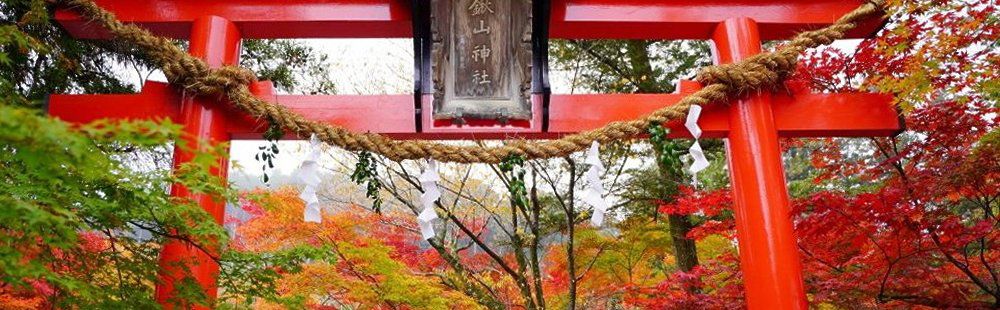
[510, 201, 540, 310]
[668, 214, 700, 272]
[427, 240, 505, 309]
[626, 40, 701, 273]
[565, 158, 579, 310]
[529, 177, 546, 308]
[655, 144, 701, 272]
[625, 40, 666, 93]
[567, 198, 577, 310]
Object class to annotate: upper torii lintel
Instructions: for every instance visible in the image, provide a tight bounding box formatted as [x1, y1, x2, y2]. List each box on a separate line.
[54, 0, 886, 40]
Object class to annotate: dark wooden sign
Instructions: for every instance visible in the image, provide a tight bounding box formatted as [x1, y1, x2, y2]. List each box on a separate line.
[431, 0, 533, 122]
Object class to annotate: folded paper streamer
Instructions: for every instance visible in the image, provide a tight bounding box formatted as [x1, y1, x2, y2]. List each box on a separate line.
[297, 134, 323, 223]
[582, 141, 610, 226]
[417, 159, 441, 240]
[685, 105, 710, 185]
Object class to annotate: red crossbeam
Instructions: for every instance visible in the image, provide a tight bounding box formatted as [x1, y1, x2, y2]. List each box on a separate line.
[551, 0, 886, 39]
[48, 80, 899, 140]
[56, 0, 883, 40]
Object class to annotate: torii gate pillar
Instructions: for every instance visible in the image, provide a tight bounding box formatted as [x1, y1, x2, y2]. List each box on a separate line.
[714, 18, 806, 308]
[154, 16, 240, 308]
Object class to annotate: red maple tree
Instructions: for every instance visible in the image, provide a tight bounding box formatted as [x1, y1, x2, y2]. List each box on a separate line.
[625, 0, 998, 308]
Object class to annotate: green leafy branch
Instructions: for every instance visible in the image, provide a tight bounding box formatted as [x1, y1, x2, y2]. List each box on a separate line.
[499, 154, 529, 209]
[351, 150, 383, 213]
[254, 118, 284, 184]
[648, 122, 691, 181]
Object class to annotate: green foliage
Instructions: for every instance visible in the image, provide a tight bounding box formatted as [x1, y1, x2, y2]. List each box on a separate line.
[253, 141, 279, 184]
[2, 2, 334, 189]
[550, 40, 710, 93]
[351, 150, 383, 213]
[336, 242, 457, 308]
[648, 122, 690, 181]
[0, 3, 346, 306]
[1, 0, 142, 107]
[0, 103, 224, 307]
[254, 117, 285, 184]
[0, 99, 338, 308]
[595, 219, 675, 275]
[219, 245, 337, 307]
[500, 154, 529, 209]
[241, 39, 337, 95]
[783, 144, 823, 198]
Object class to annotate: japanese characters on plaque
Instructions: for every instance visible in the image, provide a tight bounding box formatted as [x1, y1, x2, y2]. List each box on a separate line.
[466, 0, 496, 95]
[431, 0, 533, 121]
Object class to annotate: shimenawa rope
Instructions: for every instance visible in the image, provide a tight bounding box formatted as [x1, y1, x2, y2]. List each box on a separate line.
[61, 0, 885, 164]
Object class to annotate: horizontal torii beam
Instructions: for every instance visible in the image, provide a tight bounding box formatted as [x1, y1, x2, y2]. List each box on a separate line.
[48, 80, 900, 140]
[55, 0, 884, 40]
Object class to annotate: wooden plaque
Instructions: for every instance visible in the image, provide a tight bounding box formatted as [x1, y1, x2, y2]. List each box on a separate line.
[431, 0, 533, 121]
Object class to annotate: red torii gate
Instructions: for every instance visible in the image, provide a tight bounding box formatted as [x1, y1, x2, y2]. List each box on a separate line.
[49, 0, 899, 308]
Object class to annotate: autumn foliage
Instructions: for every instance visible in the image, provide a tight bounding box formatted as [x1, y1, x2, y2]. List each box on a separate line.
[231, 188, 483, 309]
[229, 1, 996, 308]
[624, 0, 998, 307]
[1, 0, 996, 309]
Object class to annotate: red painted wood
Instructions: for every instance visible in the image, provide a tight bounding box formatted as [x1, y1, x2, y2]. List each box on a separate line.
[154, 16, 240, 309]
[772, 92, 899, 137]
[55, 0, 883, 40]
[550, 0, 885, 39]
[48, 82, 182, 124]
[548, 80, 712, 138]
[56, 0, 413, 39]
[50, 81, 899, 140]
[713, 18, 807, 309]
[229, 81, 416, 139]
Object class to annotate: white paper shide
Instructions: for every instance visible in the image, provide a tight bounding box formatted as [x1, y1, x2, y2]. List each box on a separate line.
[582, 141, 610, 226]
[297, 134, 323, 223]
[685, 105, 710, 184]
[417, 160, 441, 240]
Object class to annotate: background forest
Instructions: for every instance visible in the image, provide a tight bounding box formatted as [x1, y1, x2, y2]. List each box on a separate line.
[0, 0, 997, 309]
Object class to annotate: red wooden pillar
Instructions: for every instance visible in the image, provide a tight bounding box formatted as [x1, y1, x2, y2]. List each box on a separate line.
[712, 18, 807, 308]
[155, 16, 241, 308]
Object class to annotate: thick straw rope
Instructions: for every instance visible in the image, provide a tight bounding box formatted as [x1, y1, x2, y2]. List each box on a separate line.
[63, 0, 885, 164]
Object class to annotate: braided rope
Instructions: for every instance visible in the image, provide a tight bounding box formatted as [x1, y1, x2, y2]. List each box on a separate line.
[63, 0, 885, 164]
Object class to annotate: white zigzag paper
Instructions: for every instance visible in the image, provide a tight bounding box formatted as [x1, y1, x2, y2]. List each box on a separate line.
[297, 135, 323, 223]
[583, 141, 610, 226]
[417, 160, 441, 240]
[685, 105, 703, 139]
[688, 142, 710, 174]
[684, 105, 710, 181]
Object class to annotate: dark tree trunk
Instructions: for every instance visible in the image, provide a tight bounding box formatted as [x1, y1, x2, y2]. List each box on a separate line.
[668, 214, 700, 272]
[529, 177, 546, 308]
[427, 240, 505, 309]
[566, 159, 579, 310]
[626, 40, 701, 273]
